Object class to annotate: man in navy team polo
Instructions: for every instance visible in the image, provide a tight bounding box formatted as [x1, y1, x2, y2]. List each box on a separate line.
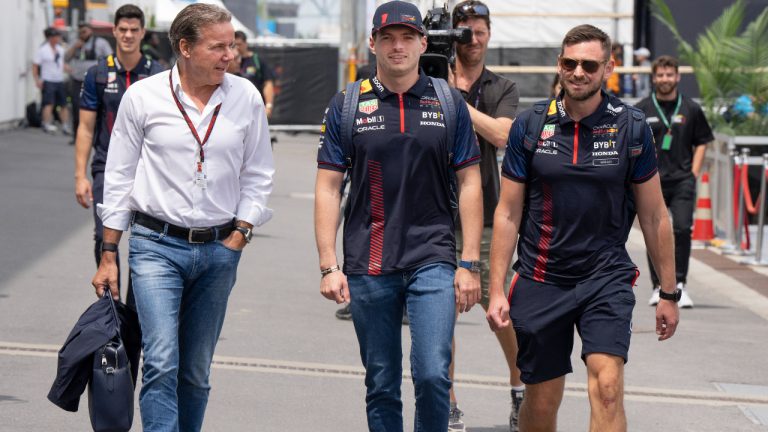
[314, 1, 483, 430]
[74, 4, 164, 304]
[486, 25, 680, 431]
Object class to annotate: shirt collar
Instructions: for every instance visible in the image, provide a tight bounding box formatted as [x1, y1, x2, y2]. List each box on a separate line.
[555, 89, 612, 128]
[113, 54, 150, 74]
[170, 64, 230, 108]
[371, 70, 430, 99]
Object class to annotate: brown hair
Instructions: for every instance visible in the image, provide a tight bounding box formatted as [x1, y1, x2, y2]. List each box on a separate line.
[561, 24, 611, 60]
[652, 55, 679, 74]
[169, 3, 231, 55]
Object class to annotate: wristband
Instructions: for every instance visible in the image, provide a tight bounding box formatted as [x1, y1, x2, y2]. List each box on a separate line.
[321, 265, 340, 277]
[101, 242, 118, 253]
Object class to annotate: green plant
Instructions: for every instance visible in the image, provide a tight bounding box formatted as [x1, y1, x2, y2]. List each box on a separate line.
[651, 0, 768, 135]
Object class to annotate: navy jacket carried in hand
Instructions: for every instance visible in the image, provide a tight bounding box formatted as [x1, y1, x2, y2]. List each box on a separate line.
[47, 294, 141, 412]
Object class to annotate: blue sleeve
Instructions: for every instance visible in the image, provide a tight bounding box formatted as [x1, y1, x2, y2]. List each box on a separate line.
[501, 112, 529, 182]
[79, 65, 99, 111]
[451, 89, 481, 170]
[631, 123, 658, 183]
[317, 92, 347, 172]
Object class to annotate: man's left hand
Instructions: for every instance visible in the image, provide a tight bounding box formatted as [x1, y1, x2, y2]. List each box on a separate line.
[221, 230, 247, 251]
[655, 299, 679, 341]
[454, 268, 480, 313]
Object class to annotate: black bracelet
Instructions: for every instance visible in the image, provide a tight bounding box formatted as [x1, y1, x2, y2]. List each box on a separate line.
[101, 242, 118, 253]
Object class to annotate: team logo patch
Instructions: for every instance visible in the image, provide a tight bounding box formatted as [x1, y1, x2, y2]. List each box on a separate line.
[107, 72, 117, 83]
[630, 146, 643, 157]
[540, 124, 555, 140]
[359, 99, 379, 114]
[547, 100, 557, 115]
[402, 14, 417, 22]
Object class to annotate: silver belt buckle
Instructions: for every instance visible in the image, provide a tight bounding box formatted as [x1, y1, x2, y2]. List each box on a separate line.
[188, 228, 207, 244]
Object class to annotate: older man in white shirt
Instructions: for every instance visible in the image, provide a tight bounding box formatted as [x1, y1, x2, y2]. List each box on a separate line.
[91, 4, 273, 431]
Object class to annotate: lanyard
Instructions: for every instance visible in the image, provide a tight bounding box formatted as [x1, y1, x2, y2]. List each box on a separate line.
[651, 92, 682, 132]
[168, 73, 222, 166]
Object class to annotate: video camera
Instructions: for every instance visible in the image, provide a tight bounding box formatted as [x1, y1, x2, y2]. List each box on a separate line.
[419, 4, 473, 80]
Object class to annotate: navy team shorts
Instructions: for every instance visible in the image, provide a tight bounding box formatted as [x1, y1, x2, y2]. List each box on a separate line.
[508, 268, 639, 385]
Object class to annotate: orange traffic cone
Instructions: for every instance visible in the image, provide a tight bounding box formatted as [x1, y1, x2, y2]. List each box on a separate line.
[692, 172, 715, 241]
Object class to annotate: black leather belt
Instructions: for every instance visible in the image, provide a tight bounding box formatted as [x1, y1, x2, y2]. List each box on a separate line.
[132, 212, 235, 244]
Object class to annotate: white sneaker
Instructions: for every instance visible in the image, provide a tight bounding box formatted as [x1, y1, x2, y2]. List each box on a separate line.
[678, 282, 694, 308]
[648, 287, 660, 306]
[61, 124, 73, 135]
[42, 123, 58, 134]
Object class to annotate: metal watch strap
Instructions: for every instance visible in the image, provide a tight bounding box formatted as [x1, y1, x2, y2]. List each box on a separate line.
[101, 242, 118, 253]
[321, 265, 341, 277]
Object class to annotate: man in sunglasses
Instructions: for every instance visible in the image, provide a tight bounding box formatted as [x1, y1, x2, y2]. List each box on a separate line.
[315, 1, 482, 429]
[487, 24, 679, 431]
[635, 55, 713, 309]
[448, 2, 524, 431]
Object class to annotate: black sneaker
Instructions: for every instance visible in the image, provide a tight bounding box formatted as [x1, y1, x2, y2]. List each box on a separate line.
[335, 304, 352, 320]
[510, 389, 525, 432]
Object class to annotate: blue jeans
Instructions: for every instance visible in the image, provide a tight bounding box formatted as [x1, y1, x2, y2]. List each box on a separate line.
[348, 262, 456, 432]
[128, 221, 242, 432]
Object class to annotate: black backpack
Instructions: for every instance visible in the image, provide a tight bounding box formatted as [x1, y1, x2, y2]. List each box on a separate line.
[338, 77, 460, 213]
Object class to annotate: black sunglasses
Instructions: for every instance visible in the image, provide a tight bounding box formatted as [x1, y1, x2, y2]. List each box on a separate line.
[559, 57, 606, 74]
[454, 1, 490, 20]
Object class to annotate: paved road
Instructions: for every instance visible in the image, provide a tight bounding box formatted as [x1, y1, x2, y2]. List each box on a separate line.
[1, 128, 767, 431]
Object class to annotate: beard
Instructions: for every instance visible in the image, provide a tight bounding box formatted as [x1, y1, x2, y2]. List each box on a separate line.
[456, 44, 484, 67]
[562, 77, 602, 102]
[655, 82, 677, 97]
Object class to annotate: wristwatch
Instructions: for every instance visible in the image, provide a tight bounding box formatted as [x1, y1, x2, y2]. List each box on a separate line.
[101, 242, 118, 254]
[458, 260, 482, 274]
[234, 226, 253, 243]
[658, 288, 682, 302]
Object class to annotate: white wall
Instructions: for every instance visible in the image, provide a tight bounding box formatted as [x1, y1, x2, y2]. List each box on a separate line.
[1, 0, 47, 126]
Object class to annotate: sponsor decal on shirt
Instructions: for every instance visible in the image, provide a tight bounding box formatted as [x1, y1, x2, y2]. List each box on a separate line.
[536, 139, 558, 155]
[356, 115, 384, 126]
[420, 95, 440, 107]
[357, 125, 386, 132]
[556, 99, 567, 117]
[673, 114, 685, 124]
[540, 124, 555, 140]
[592, 123, 618, 137]
[372, 76, 385, 93]
[645, 116, 659, 124]
[422, 111, 443, 120]
[107, 72, 117, 83]
[359, 99, 379, 114]
[607, 103, 624, 115]
[420, 121, 445, 127]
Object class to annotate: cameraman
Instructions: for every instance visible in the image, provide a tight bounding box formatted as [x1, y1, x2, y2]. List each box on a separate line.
[448, 2, 524, 431]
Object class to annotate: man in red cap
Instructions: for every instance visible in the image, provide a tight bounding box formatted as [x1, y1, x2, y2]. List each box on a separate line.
[315, 1, 483, 430]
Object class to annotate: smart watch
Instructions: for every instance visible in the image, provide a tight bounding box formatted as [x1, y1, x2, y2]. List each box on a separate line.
[658, 288, 682, 302]
[234, 226, 253, 243]
[458, 260, 482, 274]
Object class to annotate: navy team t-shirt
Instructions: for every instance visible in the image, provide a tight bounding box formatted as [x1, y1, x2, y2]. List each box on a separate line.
[318, 73, 480, 275]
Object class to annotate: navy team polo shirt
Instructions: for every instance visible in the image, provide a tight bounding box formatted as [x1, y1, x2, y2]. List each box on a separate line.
[80, 55, 163, 175]
[318, 72, 480, 276]
[502, 91, 657, 285]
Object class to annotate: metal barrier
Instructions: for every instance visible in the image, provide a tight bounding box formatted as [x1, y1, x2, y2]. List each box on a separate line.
[707, 134, 768, 265]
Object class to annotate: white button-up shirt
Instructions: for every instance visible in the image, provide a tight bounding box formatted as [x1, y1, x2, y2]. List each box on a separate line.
[98, 65, 274, 230]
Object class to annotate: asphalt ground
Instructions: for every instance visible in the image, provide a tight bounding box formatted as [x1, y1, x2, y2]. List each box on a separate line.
[1, 128, 767, 431]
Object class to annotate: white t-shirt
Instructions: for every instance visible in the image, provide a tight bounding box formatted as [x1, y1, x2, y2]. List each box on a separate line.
[33, 42, 66, 83]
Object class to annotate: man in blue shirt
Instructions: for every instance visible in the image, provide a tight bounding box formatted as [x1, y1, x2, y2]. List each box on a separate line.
[487, 24, 680, 432]
[314, 2, 483, 430]
[74, 4, 163, 301]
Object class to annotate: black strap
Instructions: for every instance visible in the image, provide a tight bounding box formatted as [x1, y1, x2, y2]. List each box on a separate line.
[523, 98, 552, 154]
[340, 80, 360, 169]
